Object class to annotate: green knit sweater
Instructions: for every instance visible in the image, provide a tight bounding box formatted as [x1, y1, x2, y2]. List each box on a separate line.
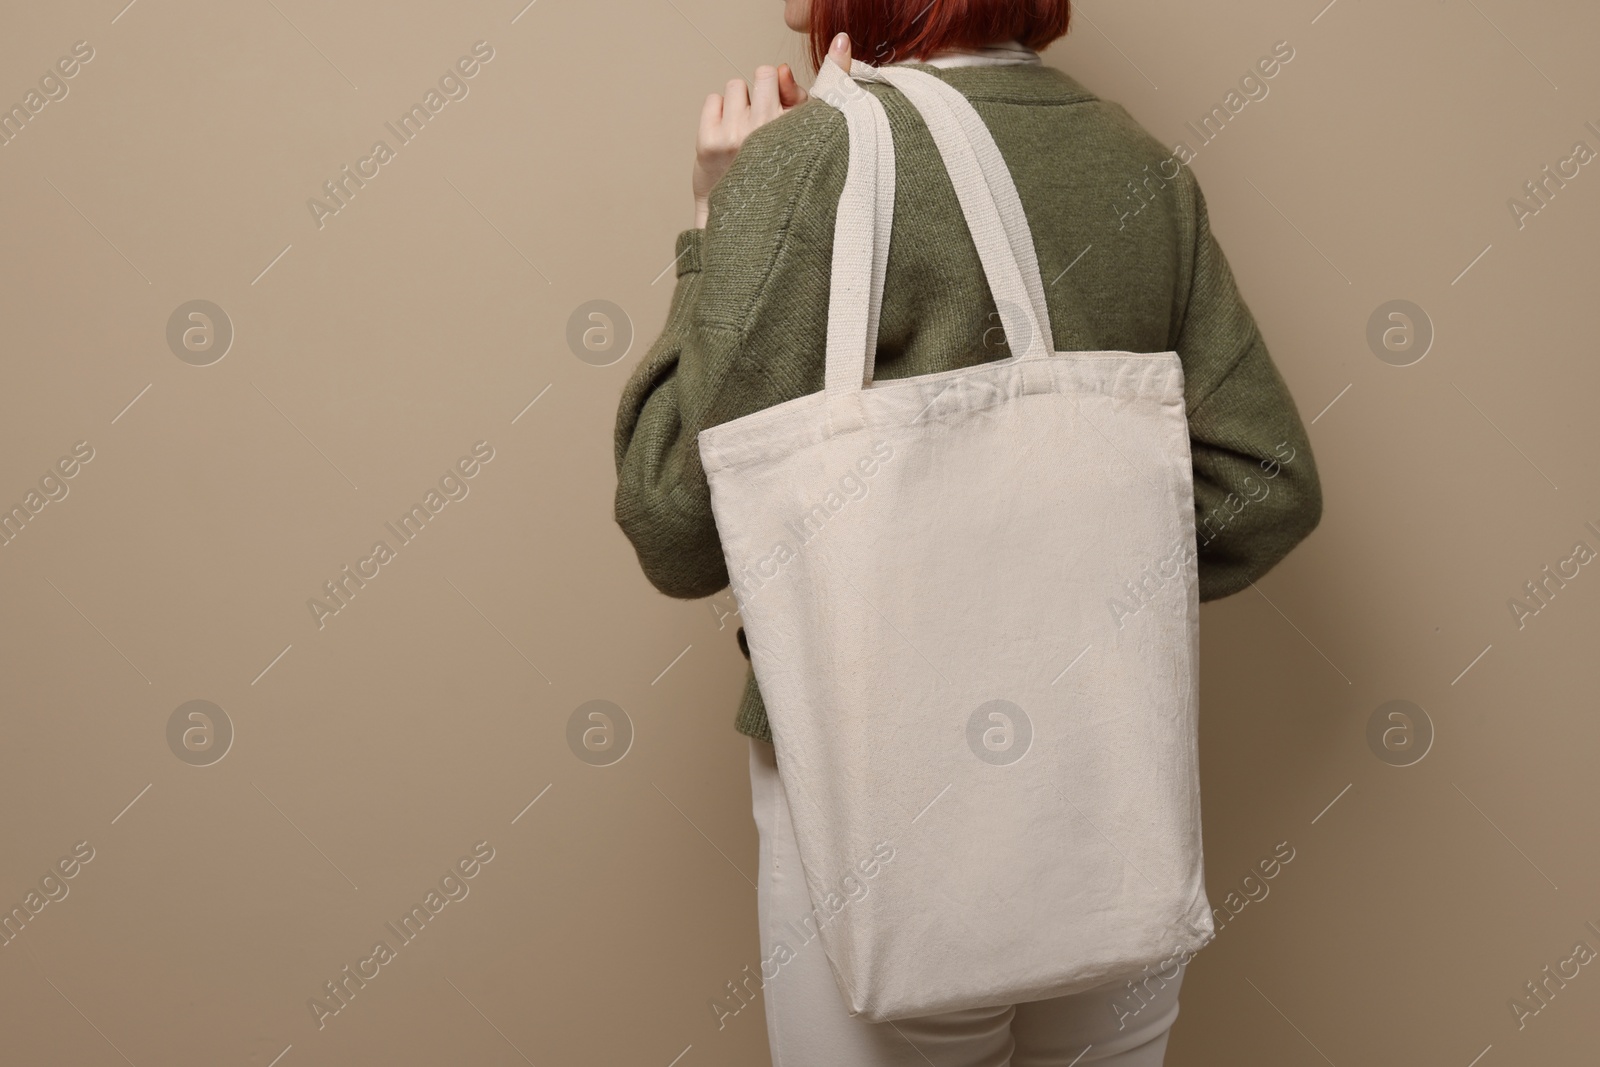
[613, 62, 1322, 745]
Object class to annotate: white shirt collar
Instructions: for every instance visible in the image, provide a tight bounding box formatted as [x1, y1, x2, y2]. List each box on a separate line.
[903, 40, 1041, 68]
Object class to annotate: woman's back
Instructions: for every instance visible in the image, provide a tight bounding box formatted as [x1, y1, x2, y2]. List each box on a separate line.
[615, 59, 1321, 747]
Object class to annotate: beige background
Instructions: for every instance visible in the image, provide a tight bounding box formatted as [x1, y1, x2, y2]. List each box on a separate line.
[1, 0, 1597, 1064]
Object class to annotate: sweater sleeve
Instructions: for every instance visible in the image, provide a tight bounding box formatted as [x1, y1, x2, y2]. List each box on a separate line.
[611, 227, 726, 599]
[1170, 171, 1324, 600]
[613, 103, 847, 600]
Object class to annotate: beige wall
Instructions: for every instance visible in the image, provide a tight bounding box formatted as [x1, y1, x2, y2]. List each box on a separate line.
[1, 1, 1596, 1064]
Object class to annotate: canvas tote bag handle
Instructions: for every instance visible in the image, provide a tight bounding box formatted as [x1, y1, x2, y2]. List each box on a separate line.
[869, 65, 1057, 362]
[812, 59, 896, 427]
[813, 59, 1057, 434]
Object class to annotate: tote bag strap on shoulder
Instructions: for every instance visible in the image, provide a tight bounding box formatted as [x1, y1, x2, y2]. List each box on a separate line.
[867, 65, 1056, 363]
[812, 59, 1059, 428]
[811, 59, 896, 425]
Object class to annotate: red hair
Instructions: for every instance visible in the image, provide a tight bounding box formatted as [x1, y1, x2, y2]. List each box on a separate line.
[806, 0, 1072, 72]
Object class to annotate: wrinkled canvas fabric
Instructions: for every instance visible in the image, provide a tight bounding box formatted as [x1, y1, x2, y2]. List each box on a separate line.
[697, 59, 1214, 1023]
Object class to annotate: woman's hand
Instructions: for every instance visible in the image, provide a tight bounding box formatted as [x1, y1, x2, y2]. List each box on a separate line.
[691, 35, 852, 227]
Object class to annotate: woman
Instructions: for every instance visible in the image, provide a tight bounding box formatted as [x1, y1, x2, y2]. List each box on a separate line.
[614, 1, 1322, 1063]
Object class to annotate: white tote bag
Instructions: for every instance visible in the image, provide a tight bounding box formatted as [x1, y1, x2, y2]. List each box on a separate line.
[697, 58, 1214, 1022]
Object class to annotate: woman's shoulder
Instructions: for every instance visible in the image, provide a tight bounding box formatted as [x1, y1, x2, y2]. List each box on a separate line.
[715, 94, 851, 201]
[701, 96, 851, 252]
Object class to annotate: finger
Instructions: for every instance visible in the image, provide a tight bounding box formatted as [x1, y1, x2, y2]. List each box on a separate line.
[829, 31, 851, 74]
[722, 78, 750, 120]
[750, 65, 781, 124]
[698, 91, 724, 140]
[720, 78, 749, 140]
[777, 63, 807, 108]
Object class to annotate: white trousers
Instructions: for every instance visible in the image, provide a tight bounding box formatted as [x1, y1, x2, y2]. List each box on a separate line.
[748, 738, 1185, 1067]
